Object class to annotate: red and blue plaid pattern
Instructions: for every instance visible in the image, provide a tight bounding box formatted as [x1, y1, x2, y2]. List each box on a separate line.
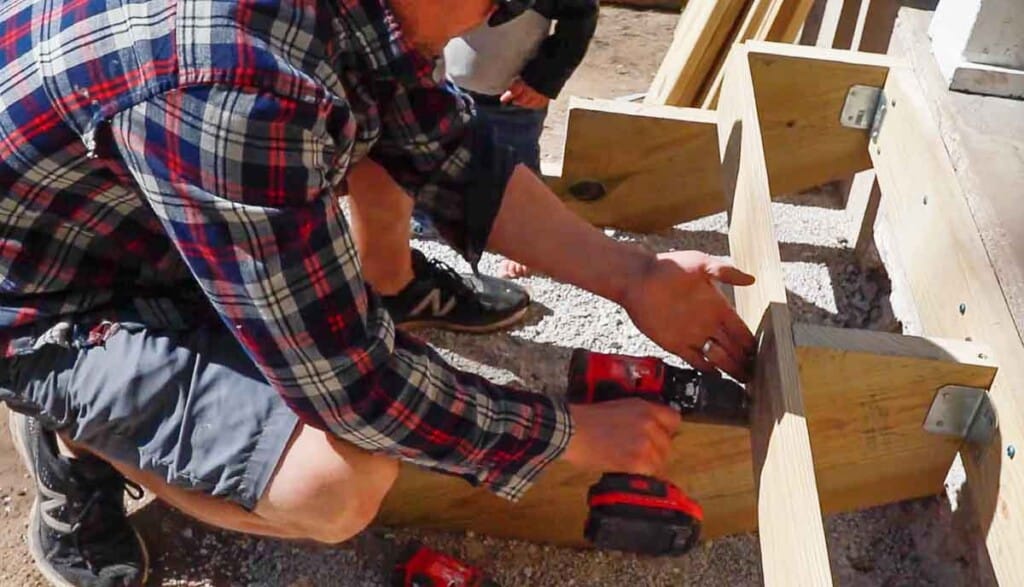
[0, 0, 571, 500]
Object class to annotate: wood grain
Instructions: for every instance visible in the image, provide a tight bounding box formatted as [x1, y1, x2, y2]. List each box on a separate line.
[552, 98, 724, 232]
[377, 323, 997, 549]
[716, 44, 833, 585]
[646, 0, 750, 107]
[794, 323, 998, 514]
[746, 42, 892, 196]
[870, 65, 1024, 586]
[700, 0, 817, 108]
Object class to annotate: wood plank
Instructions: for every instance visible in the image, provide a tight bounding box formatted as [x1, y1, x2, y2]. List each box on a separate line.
[376, 326, 998, 547]
[795, 324, 998, 514]
[744, 41, 892, 196]
[547, 47, 890, 231]
[699, 0, 816, 108]
[699, 0, 773, 109]
[813, 0, 848, 48]
[551, 98, 724, 232]
[756, 0, 817, 44]
[715, 44, 833, 585]
[870, 64, 1024, 586]
[645, 0, 750, 107]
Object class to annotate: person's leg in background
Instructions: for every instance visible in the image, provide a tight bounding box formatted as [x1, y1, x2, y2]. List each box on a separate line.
[475, 102, 547, 174]
[471, 102, 549, 279]
[346, 159, 532, 333]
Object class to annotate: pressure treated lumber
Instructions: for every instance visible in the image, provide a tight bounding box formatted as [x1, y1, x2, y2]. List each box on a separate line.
[546, 48, 891, 231]
[870, 65, 1024, 585]
[376, 324, 997, 547]
[794, 323, 997, 513]
[716, 45, 832, 585]
[744, 42, 892, 197]
[701, 0, 817, 108]
[699, 0, 773, 109]
[548, 98, 723, 232]
[645, 0, 749, 107]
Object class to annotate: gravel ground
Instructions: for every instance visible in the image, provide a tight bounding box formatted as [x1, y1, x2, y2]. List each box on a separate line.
[0, 6, 999, 586]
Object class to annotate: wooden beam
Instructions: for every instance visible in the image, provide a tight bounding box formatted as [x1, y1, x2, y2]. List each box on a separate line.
[744, 42, 892, 196]
[795, 323, 998, 513]
[547, 47, 889, 231]
[699, 0, 773, 109]
[813, 0, 848, 48]
[646, 0, 750, 107]
[870, 65, 1024, 586]
[700, 0, 817, 108]
[716, 44, 833, 585]
[550, 98, 723, 232]
[376, 324, 996, 547]
[757, 0, 818, 44]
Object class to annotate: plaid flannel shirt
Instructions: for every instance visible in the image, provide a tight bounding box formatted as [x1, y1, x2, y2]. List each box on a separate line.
[0, 0, 572, 500]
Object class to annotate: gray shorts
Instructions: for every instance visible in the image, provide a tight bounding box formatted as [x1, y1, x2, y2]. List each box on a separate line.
[0, 322, 299, 510]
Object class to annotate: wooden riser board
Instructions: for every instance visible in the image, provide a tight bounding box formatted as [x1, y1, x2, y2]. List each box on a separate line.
[550, 99, 724, 233]
[744, 42, 893, 198]
[376, 326, 995, 546]
[547, 44, 896, 233]
[717, 42, 832, 583]
[870, 65, 1024, 585]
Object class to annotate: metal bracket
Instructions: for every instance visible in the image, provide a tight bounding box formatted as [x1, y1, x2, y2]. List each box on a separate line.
[923, 385, 998, 445]
[839, 85, 886, 141]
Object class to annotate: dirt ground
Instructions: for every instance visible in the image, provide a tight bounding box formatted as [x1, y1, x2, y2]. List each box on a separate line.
[0, 5, 999, 586]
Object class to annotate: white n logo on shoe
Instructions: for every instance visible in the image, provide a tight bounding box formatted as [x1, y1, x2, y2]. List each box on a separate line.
[38, 484, 73, 534]
[408, 289, 456, 318]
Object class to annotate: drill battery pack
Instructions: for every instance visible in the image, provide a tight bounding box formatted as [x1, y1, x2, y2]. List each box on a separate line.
[585, 473, 704, 557]
[391, 543, 499, 587]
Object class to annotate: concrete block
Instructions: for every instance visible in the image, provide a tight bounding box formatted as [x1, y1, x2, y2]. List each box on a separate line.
[929, 0, 1024, 99]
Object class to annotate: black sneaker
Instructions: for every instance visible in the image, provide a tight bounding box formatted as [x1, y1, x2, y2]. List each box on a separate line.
[381, 249, 531, 333]
[9, 412, 149, 587]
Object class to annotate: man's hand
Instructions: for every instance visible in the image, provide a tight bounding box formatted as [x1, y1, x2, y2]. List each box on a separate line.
[500, 78, 550, 110]
[562, 399, 682, 476]
[623, 252, 757, 381]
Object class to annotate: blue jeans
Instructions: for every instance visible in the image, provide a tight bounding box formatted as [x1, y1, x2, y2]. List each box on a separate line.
[412, 100, 548, 238]
[475, 101, 547, 173]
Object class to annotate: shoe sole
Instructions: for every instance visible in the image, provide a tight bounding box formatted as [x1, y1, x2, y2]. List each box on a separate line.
[396, 304, 530, 334]
[8, 412, 151, 587]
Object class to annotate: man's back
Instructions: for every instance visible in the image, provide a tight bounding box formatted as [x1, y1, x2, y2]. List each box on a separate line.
[0, 0, 348, 355]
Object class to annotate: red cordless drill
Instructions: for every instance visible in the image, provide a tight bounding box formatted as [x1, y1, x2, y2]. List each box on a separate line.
[566, 348, 752, 557]
[391, 543, 500, 587]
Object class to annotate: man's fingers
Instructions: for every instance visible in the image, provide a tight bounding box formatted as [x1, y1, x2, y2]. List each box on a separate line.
[702, 338, 749, 382]
[706, 261, 756, 286]
[647, 402, 682, 435]
[500, 89, 516, 104]
[720, 306, 757, 353]
[679, 346, 715, 373]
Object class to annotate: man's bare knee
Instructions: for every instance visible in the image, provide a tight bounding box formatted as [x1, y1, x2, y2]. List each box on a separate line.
[302, 454, 398, 544]
[258, 426, 401, 544]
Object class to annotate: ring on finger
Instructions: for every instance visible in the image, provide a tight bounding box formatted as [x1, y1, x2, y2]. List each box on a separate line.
[701, 338, 714, 356]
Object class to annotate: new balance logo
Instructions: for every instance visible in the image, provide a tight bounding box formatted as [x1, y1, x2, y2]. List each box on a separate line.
[38, 484, 73, 534]
[408, 288, 457, 318]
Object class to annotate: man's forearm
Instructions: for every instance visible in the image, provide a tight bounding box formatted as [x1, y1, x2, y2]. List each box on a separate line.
[486, 165, 654, 305]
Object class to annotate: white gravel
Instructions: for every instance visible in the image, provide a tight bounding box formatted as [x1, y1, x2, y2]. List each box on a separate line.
[132, 185, 995, 586]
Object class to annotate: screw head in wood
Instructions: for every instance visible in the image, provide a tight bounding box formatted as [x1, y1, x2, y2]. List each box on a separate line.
[959, 303, 967, 315]
[1009, 445, 1016, 459]
[568, 180, 607, 202]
